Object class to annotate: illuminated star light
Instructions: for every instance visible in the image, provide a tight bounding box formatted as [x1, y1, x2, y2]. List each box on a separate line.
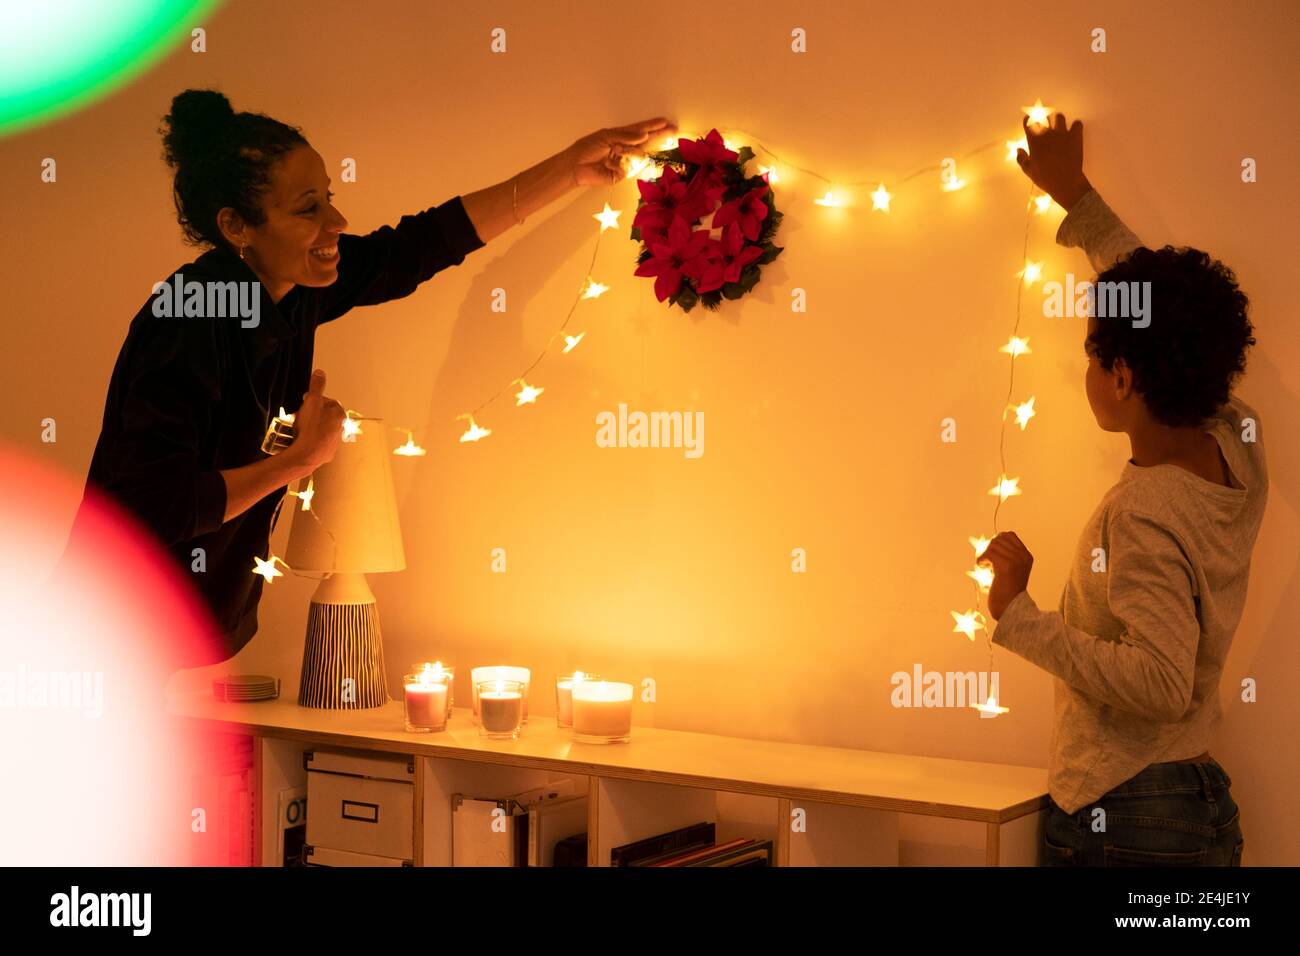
[999, 336, 1032, 357]
[252, 555, 283, 583]
[457, 415, 491, 443]
[581, 278, 609, 300]
[593, 203, 621, 232]
[1032, 194, 1054, 214]
[342, 416, 362, 440]
[1019, 260, 1044, 286]
[758, 165, 779, 183]
[394, 432, 427, 457]
[972, 693, 1010, 716]
[295, 477, 314, 511]
[813, 191, 843, 207]
[967, 563, 994, 593]
[563, 333, 585, 353]
[951, 609, 987, 641]
[988, 474, 1023, 502]
[871, 183, 892, 212]
[1005, 137, 1028, 163]
[625, 156, 654, 180]
[969, 535, 992, 559]
[1011, 396, 1037, 430]
[514, 379, 544, 406]
[941, 167, 966, 192]
[1023, 98, 1053, 128]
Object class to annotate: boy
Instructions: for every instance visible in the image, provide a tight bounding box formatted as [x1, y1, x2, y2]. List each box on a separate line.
[980, 113, 1265, 866]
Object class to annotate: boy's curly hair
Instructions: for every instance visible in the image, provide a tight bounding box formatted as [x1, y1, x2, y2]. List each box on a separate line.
[1087, 246, 1255, 427]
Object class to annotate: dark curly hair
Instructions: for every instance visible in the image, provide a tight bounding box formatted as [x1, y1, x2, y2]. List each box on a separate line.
[159, 89, 308, 250]
[1086, 245, 1255, 427]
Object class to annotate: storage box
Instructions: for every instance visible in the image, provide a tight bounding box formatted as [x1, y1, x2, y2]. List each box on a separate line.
[305, 749, 414, 864]
[303, 845, 411, 867]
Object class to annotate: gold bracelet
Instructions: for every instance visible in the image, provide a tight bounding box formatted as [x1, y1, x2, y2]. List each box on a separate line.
[512, 175, 524, 225]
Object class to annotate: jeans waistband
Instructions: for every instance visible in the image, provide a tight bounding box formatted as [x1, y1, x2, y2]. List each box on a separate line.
[1106, 756, 1232, 800]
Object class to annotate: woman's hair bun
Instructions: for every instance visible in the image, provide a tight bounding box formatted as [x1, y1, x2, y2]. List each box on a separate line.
[159, 88, 308, 248]
[161, 88, 236, 168]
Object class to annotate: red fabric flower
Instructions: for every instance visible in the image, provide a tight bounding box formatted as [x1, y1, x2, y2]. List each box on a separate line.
[634, 216, 721, 302]
[713, 183, 770, 242]
[693, 223, 763, 293]
[633, 166, 717, 237]
[678, 129, 738, 183]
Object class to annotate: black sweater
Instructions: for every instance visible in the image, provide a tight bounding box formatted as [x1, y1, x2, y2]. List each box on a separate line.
[72, 196, 484, 663]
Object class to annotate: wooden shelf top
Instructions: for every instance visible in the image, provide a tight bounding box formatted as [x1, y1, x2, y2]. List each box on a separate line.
[168, 689, 1047, 823]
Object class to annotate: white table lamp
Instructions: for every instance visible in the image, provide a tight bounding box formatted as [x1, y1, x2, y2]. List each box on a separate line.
[285, 418, 404, 709]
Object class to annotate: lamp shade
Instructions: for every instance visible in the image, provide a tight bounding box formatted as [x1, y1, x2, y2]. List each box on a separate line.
[284, 419, 405, 574]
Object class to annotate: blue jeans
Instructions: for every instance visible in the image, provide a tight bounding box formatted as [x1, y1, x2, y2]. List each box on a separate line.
[1040, 758, 1244, 866]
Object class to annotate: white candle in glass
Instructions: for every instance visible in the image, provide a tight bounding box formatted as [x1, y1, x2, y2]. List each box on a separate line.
[410, 661, 453, 720]
[471, 666, 530, 720]
[479, 681, 523, 735]
[571, 681, 633, 739]
[404, 678, 447, 731]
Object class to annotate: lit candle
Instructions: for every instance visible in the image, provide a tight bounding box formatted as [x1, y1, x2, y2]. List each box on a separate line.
[571, 681, 633, 742]
[478, 680, 524, 738]
[555, 671, 597, 728]
[471, 666, 531, 722]
[410, 661, 454, 720]
[403, 670, 448, 733]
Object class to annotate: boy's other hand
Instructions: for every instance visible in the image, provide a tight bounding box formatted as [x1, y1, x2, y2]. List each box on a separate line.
[1016, 112, 1093, 212]
[981, 531, 1034, 619]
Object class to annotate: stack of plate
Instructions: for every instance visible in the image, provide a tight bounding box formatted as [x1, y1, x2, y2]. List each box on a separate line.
[212, 674, 280, 702]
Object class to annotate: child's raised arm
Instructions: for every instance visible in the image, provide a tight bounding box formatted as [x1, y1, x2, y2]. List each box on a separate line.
[1019, 112, 1142, 273]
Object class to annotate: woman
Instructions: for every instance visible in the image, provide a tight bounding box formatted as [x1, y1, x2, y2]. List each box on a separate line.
[72, 88, 674, 667]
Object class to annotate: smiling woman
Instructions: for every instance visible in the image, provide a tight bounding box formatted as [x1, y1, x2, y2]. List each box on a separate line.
[64, 87, 674, 665]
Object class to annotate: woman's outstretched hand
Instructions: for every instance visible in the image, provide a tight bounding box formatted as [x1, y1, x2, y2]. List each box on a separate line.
[567, 118, 678, 186]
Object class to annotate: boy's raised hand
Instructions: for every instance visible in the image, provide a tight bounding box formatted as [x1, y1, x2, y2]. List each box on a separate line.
[980, 531, 1034, 620]
[1016, 112, 1093, 212]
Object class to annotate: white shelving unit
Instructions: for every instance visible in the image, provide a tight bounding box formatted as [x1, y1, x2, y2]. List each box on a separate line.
[169, 689, 1048, 866]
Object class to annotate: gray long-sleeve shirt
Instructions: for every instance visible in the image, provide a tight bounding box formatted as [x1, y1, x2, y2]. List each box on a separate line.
[991, 190, 1268, 814]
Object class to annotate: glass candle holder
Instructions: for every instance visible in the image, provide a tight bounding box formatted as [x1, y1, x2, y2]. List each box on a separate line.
[476, 679, 524, 739]
[555, 671, 600, 729]
[410, 661, 454, 720]
[471, 666, 530, 724]
[404, 670, 450, 732]
[261, 409, 296, 455]
[571, 680, 633, 743]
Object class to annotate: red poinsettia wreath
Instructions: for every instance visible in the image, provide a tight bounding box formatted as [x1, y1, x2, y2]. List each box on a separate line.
[631, 129, 784, 313]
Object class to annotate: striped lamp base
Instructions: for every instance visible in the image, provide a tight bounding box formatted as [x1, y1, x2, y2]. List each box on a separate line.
[298, 600, 391, 709]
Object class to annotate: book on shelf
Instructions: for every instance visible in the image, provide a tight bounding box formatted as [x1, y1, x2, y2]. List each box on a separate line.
[610, 821, 715, 867]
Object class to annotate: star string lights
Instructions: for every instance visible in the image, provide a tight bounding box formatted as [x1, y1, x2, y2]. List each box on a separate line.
[428, 110, 1059, 446]
[950, 128, 1063, 715]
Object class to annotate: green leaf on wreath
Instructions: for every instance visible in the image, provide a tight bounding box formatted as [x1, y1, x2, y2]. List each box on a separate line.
[735, 145, 755, 168]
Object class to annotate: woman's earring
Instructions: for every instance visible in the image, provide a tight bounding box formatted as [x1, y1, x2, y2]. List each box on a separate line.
[239, 244, 248, 261]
